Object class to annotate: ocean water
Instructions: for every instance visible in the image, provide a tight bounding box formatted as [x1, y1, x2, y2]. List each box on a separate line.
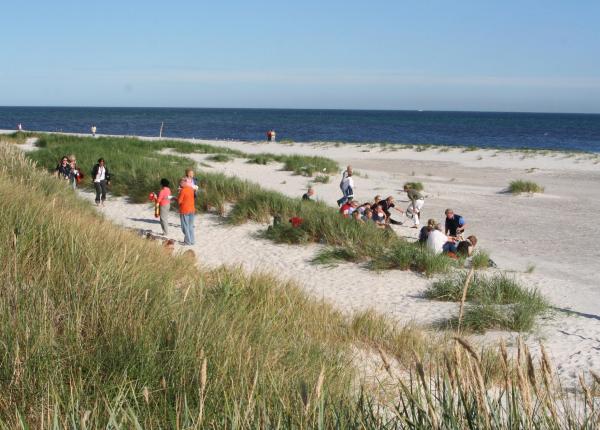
[1, 106, 599, 152]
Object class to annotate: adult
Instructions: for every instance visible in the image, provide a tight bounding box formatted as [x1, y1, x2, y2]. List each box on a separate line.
[445, 209, 466, 237]
[404, 185, 425, 228]
[456, 235, 478, 257]
[178, 178, 196, 245]
[302, 187, 315, 201]
[362, 208, 374, 223]
[266, 130, 272, 142]
[352, 210, 364, 223]
[339, 197, 354, 218]
[373, 205, 387, 228]
[379, 196, 403, 225]
[418, 218, 437, 244]
[157, 178, 172, 235]
[55, 156, 70, 180]
[68, 156, 83, 190]
[370, 195, 382, 211]
[17, 123, 23, 132]
[426, 224, 450, 255]
[270, 130, 276, 142]
[184, 168, 199, 195]
[91, 125, 97, 137]
[91, 158, 111, 205]
[337, 167, 354, 206]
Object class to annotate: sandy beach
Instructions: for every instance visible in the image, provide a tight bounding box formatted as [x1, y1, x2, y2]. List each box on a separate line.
[13, 132, 600, 387]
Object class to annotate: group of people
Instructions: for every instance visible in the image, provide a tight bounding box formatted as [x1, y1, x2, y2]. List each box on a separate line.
[55, 155, 110, 205]
[266, 130, 277, 142]
[303, 165, 479, 259]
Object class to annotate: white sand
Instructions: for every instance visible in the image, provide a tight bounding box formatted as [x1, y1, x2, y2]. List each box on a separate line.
[10, 130, 600, 386]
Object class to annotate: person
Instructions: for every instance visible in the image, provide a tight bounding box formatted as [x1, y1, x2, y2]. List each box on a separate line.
[370, 195, 382, 211]
[419, 219, 437, 244]
[184, 168, 199, 196]
[177, 178, 196, 245]
[91, 125, 97, 137]
[271, 129, 276, 142]
[266, 130, 272, 142]
[157, 178, 172, 235]
[379, 196, 403, 225]
[445, 209, 466, 237]
[404, 185, 425, 228]
[339, 197, 354, 218]
[302, 187, 315, 201]
[68, 156, 83, 190]
[362, 208, 374, 223]
[352, 210, 365, 223]
[91, 158, 111, 206]
[16, 123, 23, 132]
[337, 168, 354, 206]
[373, 205, 387, 228]
[426, 224, 453, 254]
[55, 156, 70, 180]
[456, 235, 478, 257]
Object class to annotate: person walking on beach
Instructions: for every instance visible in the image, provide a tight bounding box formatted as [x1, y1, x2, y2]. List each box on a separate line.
[157, 178, 172, 235]
[16, 123, 23, 132]
[68, 156, 83, 190]
[91, 158, 110, 205]
[91, 125, 97, 137]
[404, 185, 425, 228]
[271, 129, 276, 142]
[337, 166, 354, 206]
[178, 178, 196, 245]
[55, 155, 71, 180]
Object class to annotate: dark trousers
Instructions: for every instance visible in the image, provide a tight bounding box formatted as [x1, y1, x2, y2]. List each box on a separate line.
[384, 209, 402, 225]
[94, 180, 107, 203]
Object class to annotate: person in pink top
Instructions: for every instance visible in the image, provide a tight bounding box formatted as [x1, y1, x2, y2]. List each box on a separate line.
[157, 178, 172, 235]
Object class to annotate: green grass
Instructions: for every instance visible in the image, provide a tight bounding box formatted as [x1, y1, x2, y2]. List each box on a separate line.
[282, 155, 338, 176]
[313, 174, 330, 183]
[206, 153, 233, 162]
[508, 179, 545, 194]
[403, 181, 424, 191]
[425, 272, 549, 332]
[369, 241, 456, 276]
[0, 131, 32, 144]
[3, 141, 598, 428]
[470, 249, 491, 269]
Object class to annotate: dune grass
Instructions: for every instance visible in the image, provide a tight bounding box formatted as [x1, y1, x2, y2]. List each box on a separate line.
[369, 241, 456, 276]
[313, 173, 331, 183]
[2, 142, 598, 427]
[508, 179, 545, 194]
[206, 153, 234, 162]
[425, 272, 549, 332]
[470, 249, 491, 269]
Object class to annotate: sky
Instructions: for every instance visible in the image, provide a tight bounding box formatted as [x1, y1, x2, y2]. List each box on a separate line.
[1, 0, 599, 113]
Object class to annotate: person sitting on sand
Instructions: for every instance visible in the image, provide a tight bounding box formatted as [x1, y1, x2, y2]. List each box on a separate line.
[177, 177, 196, 245]
[302, 187, 315, 201]
[357, 202, 370, 215]
[352, 210, 365, 223]
[337, 167, 354, 206]
[456, 235, 478, 257]
[373, 205, 387, 228]
[445, 209, 466, 237]
[339, 197, 353, 217]
[426, 224, 451, 254]
[370, 195, 382, 211]
[419, 218, 437, 244]
[362, 208, 374, 222]
[404, 185, 425, 229]
[55, 155, 70, 180]
[379, 196, 403, 225]
[157, 178, 172, 236]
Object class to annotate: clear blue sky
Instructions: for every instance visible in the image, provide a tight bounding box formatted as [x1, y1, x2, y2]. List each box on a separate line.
[1, 0, 599, 112]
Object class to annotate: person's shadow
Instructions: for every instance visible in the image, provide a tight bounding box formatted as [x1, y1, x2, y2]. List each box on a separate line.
[128, 217, 160, 225]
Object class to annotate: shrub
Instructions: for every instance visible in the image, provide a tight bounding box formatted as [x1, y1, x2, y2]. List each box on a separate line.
[470, 249, 490, 269]
[508, 180, 544, 194]
[206, 153, 233, 162]
[264, 222, 310, 244]
[313, 174, 330, 184]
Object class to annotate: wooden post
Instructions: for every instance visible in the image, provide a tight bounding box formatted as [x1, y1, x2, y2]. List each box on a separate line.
[159, 122, 164, 138]
[457, 267, 475, 333]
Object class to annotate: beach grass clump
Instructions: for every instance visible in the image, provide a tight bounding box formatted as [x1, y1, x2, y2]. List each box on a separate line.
[206, 153, 233, 162]
[508, 179, 544, 194]
[403, 181, 424, 191]
[0, 131, 32, 144]
[246, 153, 279, 165]
[369, 241, 455, 276]
[282, 155, 338, 176]
[311, 247, 364, 265]
[264, 222, 310, 244]
[470, 249, 491, 269]
[313, 174, 330, 184]
[426, 272, 549, 332]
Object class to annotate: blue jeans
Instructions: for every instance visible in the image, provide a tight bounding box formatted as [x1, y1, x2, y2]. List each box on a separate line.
[336, 186, 354, 206]
[443, 241, 457, 254]
[180, 213, 195, 245]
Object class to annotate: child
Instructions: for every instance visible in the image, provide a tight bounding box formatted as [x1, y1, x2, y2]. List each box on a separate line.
[157, 178, 172, 235]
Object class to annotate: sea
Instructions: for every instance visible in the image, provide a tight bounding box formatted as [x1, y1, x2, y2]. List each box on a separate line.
[1, 107, 599, 152]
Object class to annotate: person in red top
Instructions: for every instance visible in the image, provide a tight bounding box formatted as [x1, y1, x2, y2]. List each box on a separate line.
[339, 197, 354, 218]
[177, 178, 196, 245]
[157, 178, 172, 235]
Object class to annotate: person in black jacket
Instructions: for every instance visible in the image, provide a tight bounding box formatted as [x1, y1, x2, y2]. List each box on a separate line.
[91, 158, 111, 205]
[55, 155, 70, 180]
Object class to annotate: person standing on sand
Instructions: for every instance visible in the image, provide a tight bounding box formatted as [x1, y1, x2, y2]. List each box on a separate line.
[178, 178, 196, 245]
[337, 166, 354, 206]
[91, 125, 97, 137]
[68, 156, 83, 190]
[157, 178, 172, 235]
[17, 123, 23, 132]
[271, 130, 276, 142]
[55, 155, 71, 180]
[91, 158, 111, 205]
[404, 185, 425, 228]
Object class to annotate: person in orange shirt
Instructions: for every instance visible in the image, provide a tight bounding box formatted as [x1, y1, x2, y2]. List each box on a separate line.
[177, 178, 196, 245]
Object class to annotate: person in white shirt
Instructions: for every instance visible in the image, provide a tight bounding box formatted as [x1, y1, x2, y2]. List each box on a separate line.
[426, 224, 449, 254]
[337, 166, 354, 206]
[91, 125, 97, 137]
[91, 158, 110, 205]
